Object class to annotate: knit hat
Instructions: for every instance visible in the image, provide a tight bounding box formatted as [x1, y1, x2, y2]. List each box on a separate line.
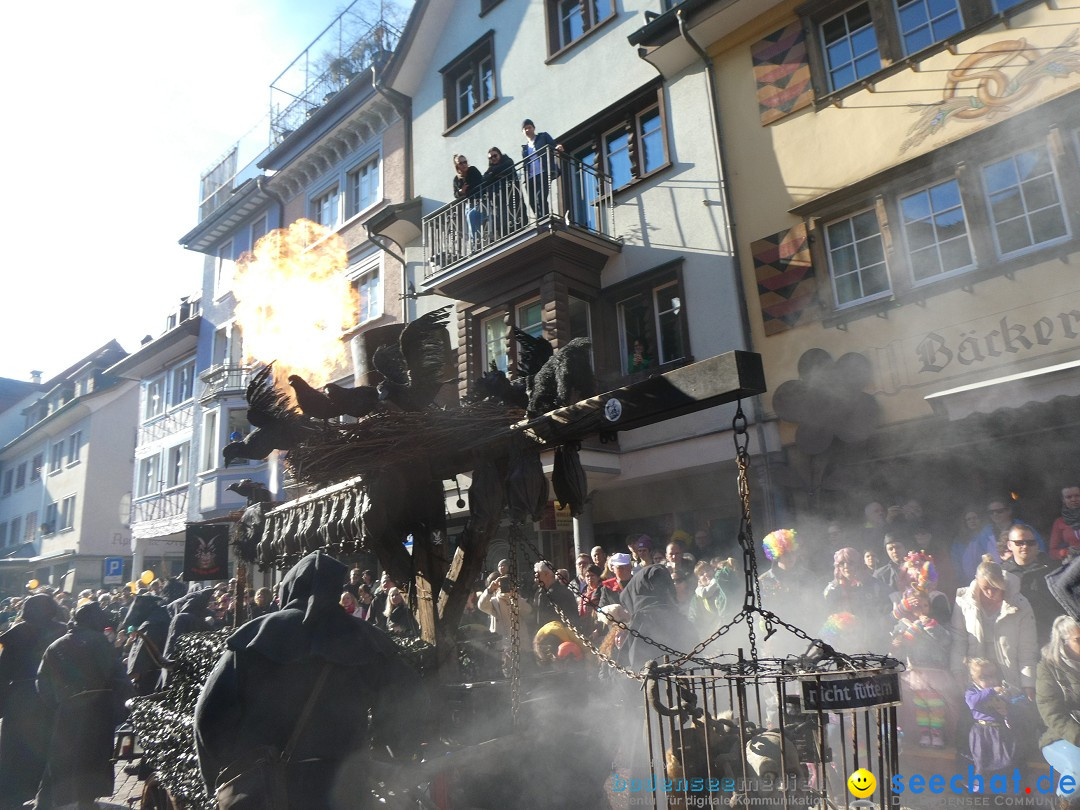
[762, 529, 797, 561]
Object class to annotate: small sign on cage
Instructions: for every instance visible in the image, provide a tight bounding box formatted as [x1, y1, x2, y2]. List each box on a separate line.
[801, 671, 901, 713]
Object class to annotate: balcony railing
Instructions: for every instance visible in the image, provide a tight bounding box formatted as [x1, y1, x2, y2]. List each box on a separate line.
[198, 364, 250, 403]
[270, 12, 401, 143]
[423, 147, 615, 278]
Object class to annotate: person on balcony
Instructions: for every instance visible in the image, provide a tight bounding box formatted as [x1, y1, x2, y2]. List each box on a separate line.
[521, 119, 562, 220]
[452, 154, 486, 247]
[481, 146, 523, 238]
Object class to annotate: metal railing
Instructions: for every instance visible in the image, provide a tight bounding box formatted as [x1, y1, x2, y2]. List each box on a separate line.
[423, 147, 615, 277]
[270, 12, 402, 143]
[198, 364, 250, 402]
[131, 487, 189, 525]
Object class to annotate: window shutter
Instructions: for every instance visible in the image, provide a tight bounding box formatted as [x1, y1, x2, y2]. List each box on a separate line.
[751, 21, 814, 126]
[751, 222, 820, 335]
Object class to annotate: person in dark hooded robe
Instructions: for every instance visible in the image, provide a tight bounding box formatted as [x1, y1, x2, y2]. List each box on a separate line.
[159, 588, 213, 688]
[0, 594, 68, 809]
[123, 592, 171, 696]
[619, 563, 699, 670]
[194, 551, 428, 809]
[36, 601, 133, 810]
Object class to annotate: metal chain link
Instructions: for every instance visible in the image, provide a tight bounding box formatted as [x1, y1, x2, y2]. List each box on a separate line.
[506, 522, 523, 728]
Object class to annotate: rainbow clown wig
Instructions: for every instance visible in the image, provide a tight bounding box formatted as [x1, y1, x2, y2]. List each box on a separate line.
[902, 550, 938, 591]
[762, 529, 798, 562]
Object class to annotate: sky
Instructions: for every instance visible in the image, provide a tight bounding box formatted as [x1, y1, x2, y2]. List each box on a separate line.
[0, 0, 383, 382]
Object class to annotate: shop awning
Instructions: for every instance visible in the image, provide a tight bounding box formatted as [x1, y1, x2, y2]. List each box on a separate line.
[924, 359, 1080, 421]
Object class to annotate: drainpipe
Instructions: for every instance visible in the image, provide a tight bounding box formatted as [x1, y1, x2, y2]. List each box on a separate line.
[372, 66, 416, 323]
[256, 176, 286, 230]
[640, 11, 776, 527]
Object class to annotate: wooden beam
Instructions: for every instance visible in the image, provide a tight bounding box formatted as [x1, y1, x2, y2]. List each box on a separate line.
[518, 350, 766, 446]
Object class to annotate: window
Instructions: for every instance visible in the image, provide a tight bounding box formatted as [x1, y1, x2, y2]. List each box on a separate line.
[825, 209, 891, 307]
[168, 443, 190, 488]
[50, 441, 64, 473]
[482, 314, 508, 373]
[59, 495, 75, 531]
[9, 516, 20, 545]
[226, 410, 251, 465]
[441, 34, 496, 129]
[250, 214, 268, 249]
[347, 156, 380, 217]
[564, 84, 670, 194]
[24, 511, 36, 541]
[0, 522, 6, 546]
[1, 470, 12, 496]
[516, 300, 543, 340]
[138, 455, 161, 497]
[44, 503, 58, 534]
[615, 267, 688, 374]
[202, 411, 219, 472]
[31, 453, 43, 481]
[821, 4, 881, 90]
[351, 260, 383, 326]
[215, 240, 235, 298]
[896, 0, 963, 55]
[14, 462, 26, 490]
[170, 361, 196, 406]
[312, 186, 340, 229]
[548, 0, 614, 53]
[982, 145, 1069, 257]
[899, 178, 974, 283]
[145, 376, 165, 419]
[67, 431, 82, 465]
[569, 296, 592, 340]
[212, 327, 228, 366]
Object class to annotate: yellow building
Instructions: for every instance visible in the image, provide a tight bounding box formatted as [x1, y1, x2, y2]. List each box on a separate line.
[632, 0, 1080, 531]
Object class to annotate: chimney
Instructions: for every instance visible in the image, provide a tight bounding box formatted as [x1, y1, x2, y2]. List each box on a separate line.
[30, 370, 42, 384]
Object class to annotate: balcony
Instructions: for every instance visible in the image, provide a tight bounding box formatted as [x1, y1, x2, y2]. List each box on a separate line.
[270, 11, 401, 143]
[131, 487, 189, 539]
[198, 364, 250, 403]
[422, 148, 622, 300]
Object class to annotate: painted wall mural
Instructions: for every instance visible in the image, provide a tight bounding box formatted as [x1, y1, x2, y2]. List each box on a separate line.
[752, 21, 814, 126]
[902, 30, 1080, 152]
[752, 223, 820, 336]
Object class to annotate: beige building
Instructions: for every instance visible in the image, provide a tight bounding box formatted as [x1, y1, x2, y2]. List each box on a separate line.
[632, 0, 1080, 532]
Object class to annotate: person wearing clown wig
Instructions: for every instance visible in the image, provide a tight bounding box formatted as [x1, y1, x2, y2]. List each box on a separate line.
[891, 586, 956, 748]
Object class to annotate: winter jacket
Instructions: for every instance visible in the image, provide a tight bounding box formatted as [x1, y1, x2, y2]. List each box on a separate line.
[1001, 554, 1062, 645]
[950, 576, 1038, 688]
[1036, 654, 1080, 749]
[477, 588, 533, 638]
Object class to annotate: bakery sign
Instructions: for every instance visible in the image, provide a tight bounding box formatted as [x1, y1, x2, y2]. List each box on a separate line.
[864, 293, 1080, 395]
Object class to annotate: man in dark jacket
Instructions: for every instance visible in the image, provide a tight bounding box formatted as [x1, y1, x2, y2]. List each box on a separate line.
[533, 561, 581, 631]
[481, 146, 523, 236]
[194, 551, 427, 809]
[1001, 525, 1060, 645]
[123, 592, 171, 695]
[0, 594, 67, 809]
[520, 119, 561, 220]
[36, 601, 133, 810]
[619, 564, 699, 670]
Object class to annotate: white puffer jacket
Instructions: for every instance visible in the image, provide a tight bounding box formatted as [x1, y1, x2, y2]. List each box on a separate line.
[950, 574, 1038, 688]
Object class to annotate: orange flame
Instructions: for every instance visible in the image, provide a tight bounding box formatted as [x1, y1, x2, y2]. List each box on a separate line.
[233, 219, 357, 395]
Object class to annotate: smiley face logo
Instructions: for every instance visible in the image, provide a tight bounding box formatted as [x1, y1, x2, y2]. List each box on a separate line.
[847, 768, 876, 798]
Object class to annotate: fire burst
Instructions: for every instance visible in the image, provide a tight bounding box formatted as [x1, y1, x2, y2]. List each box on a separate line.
[233, 219, 357, 398]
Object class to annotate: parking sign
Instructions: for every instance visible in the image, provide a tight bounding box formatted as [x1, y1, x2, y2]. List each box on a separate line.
[103, 556, 124, 585]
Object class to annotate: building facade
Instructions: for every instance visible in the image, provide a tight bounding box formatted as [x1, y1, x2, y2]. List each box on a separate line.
[0, 343, 136, 595]
[383, 0, 762, 568]
[632, 0, 1080, 537]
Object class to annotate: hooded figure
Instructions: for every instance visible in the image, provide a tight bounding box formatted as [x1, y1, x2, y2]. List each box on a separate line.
[194, 551, 427, 809]
[0, 594, 68, 808]
[36, 601, 134, 809]
[159, 589, 214, 688]
[123, 592, 171, 696]
[619, 564, 698, 670]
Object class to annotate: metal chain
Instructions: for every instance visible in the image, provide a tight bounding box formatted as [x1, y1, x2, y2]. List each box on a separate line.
[506, 522, 523, 728]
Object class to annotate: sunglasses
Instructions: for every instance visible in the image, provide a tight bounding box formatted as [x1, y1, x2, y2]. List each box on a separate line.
[1010, 540, 1036, 547]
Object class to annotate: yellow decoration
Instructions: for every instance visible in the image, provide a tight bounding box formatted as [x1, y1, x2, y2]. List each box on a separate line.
[140, 570, 155, 586]
[27, 579, 39, 590]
